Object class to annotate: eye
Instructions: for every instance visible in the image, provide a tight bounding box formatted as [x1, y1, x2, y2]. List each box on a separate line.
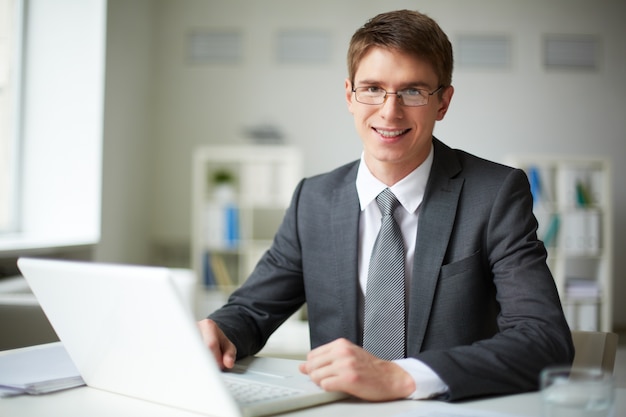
[367, 86, 384, 93]
[400, 88, 424, 97]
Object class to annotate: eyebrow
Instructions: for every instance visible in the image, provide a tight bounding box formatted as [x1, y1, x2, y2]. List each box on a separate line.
[355, 79, 433, 89]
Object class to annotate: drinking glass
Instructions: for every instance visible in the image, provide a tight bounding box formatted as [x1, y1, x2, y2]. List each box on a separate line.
[540, 366, 615, 417]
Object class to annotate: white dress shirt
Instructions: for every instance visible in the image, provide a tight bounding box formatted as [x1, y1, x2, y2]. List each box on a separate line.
[355, 145, 449, 399]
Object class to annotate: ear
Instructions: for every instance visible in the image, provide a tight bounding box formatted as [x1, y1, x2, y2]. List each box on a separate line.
[345, 78, 355, 114]
[436, 85, 454, 121]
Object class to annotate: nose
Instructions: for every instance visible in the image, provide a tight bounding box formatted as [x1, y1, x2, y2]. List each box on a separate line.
[380, 93, 404, 118]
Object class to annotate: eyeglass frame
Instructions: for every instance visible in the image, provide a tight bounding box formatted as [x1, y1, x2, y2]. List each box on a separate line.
[351, 85, 445, 107]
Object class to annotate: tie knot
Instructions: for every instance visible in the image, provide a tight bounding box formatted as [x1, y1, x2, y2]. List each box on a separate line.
[376, 188, 400, 216]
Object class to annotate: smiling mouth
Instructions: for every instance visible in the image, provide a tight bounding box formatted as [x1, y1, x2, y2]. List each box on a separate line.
[374, 128, 410, 138]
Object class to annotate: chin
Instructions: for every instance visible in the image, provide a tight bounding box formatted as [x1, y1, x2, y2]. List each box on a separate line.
[369, 148, 407, 164]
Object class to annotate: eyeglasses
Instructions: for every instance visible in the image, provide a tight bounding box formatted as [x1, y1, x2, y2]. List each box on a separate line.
[352, 85, 444, 107]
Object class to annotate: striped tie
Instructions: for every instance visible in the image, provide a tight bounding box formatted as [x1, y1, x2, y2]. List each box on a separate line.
[362, 188, 406, 360]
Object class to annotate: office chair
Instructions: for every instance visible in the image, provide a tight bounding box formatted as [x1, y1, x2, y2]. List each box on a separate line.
[571, 330, 619, 373]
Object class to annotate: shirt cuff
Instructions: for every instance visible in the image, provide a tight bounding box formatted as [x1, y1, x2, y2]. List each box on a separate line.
[393, 358, 449, 400]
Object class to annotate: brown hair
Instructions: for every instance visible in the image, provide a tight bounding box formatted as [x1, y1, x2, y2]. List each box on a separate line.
[347, 10, 453, 88]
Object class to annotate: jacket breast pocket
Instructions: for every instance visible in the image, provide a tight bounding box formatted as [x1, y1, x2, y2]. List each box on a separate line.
[428, 249, 498, 345]
[440, 249, 483, 280]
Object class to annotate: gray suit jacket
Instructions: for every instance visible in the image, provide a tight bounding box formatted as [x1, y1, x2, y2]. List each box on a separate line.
[209, 138, 574, 401]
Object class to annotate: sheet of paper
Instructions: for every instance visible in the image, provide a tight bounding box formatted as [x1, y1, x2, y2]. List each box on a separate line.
[0, 342, 85, 396]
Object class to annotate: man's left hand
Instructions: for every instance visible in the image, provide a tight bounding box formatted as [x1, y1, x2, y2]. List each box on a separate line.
[298, 338, 415, 401]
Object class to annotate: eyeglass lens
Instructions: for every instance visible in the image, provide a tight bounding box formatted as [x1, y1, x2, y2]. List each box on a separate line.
[354, 88, 432, 106]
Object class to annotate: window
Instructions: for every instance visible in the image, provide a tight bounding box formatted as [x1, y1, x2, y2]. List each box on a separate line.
[0, 0, 21, 233]
[0, 0, 106, 252]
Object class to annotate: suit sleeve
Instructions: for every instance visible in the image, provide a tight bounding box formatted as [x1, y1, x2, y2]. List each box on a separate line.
[416, 169, 574, 401]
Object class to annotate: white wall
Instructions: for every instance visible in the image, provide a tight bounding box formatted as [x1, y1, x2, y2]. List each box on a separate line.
[102, 0, 626, 327]
[94, 0, 154, 263]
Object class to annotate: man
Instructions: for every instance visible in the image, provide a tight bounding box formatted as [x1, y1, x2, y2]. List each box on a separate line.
[198, 10, 574, 401]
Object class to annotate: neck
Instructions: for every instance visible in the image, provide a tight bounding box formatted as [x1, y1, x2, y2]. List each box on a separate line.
[364, 157, 425, 187]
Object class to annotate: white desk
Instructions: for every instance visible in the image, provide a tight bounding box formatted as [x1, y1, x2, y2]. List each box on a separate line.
[1, 343, 624, 417]
[1, 384, 625, 417]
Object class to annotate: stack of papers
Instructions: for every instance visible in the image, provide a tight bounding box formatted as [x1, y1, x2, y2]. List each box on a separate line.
[0, 342, 84, 396]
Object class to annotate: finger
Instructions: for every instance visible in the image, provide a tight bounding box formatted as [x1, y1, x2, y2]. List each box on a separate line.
[197, 319, 234, 370]
[221, 339, 237, 369]
[316, 374, 353, 394]
[305, 338, 353, 365]
[298, 362, 309, 375]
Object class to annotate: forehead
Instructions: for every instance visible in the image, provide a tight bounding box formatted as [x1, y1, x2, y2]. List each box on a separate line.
[354, 46, 438, 87]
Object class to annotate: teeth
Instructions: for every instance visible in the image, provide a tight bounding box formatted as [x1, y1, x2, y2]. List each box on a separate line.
[376, 129, 406, 138]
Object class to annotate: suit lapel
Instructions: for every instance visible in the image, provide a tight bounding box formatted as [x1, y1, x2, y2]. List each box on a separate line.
[407, 139, 464, 356]
[329, 164, 361, 344]
[324, 147, 463, 352]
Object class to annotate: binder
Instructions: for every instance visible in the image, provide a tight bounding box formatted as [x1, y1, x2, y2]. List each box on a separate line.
[0, 343, 84, 396]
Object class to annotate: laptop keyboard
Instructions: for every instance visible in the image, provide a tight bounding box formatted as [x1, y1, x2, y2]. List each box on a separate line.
[225, 378, 304, 405]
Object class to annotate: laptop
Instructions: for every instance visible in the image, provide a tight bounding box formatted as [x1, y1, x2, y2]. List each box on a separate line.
[17, 257, 347, 417]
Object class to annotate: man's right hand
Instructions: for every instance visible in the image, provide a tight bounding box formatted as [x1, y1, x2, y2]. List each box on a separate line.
[197, 318, 237, 370]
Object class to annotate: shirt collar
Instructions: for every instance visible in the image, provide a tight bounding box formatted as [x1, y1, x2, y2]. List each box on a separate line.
[356, 145, 434, 213]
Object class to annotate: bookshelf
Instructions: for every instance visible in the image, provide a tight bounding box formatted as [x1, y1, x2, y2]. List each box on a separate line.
[506, 156, 613, 332]
[191, 145, 302, 294]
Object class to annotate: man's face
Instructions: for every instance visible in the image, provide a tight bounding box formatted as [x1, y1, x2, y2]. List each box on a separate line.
[346, 47, 453, 181]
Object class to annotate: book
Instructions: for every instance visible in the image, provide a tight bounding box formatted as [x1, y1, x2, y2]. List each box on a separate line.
[209, 253, 234, 288]
[527, 166, 542, 207]
[203, 251, 216, 287]
[561, 210, 601, 255]
[542, 213, 560, 248]
[566, 277, 601, 299]
[205, 202, 240, 249]
[575, 181, 592, 207]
